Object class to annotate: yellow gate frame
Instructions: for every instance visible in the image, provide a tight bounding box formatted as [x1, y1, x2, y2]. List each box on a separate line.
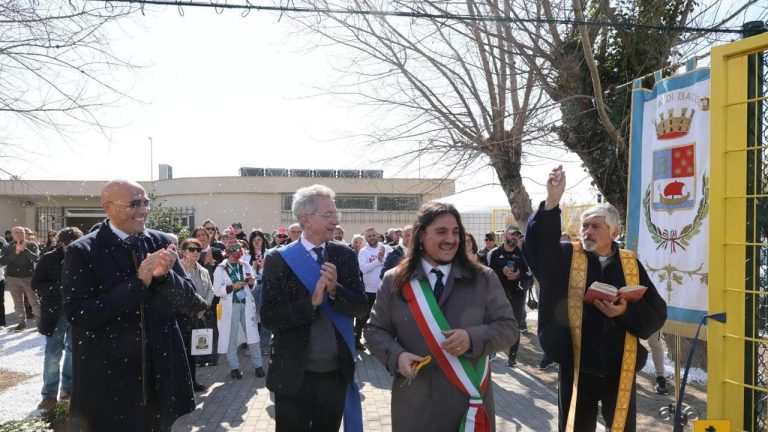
[709, 31, 768, 430]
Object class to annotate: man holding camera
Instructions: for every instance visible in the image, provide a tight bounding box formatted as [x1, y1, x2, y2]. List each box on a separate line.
[488, 225, 532, 367]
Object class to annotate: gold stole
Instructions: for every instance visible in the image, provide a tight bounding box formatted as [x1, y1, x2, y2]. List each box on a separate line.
[566, 242, 638, 432]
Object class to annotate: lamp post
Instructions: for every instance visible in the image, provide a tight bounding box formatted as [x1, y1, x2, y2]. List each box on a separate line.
[148, 136, 154, 181]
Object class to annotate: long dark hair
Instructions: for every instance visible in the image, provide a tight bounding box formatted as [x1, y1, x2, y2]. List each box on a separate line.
[392, 201, 480, 293]
[248, 230, 267, 266]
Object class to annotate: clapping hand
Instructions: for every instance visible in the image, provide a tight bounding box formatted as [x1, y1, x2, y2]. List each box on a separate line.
[138, 245, 178, 286]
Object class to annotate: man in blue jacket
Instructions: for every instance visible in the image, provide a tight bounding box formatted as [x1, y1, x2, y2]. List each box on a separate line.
[62, 179, 206, 431]
[523, 166, 666, 432]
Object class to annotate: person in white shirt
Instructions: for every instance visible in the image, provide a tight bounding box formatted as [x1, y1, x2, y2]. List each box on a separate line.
[355, 227, 391, 350]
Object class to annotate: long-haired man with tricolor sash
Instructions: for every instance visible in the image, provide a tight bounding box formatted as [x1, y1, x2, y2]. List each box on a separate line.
[261, 184, 369, 432]
[366, 201, 517, 432]
[523, 166, 667, 432]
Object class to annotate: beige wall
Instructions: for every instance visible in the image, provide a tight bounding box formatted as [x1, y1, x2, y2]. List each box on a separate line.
[0, 176, 454, 240]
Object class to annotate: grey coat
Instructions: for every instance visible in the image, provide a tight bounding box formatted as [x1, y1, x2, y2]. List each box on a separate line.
[365, 263, 517, 432]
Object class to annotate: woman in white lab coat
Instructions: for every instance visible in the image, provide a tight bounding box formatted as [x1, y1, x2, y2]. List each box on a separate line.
[212, 240, 264, 380]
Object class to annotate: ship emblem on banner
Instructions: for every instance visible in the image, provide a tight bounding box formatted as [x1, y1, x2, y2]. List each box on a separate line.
[652, 143, 696, 213]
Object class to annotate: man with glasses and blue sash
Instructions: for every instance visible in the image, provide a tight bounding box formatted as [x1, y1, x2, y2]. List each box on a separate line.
[261, 184, 368, 432]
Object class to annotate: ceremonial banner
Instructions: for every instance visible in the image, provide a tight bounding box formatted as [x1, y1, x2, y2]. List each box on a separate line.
[626, 66, 710, 338]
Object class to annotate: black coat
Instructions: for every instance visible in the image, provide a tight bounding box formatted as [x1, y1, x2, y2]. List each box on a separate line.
[523, 202, 667, 375]
[31, 248, 66, 336]
[380, 245, 405, 279]
[61, 221, 206, 431]
[260, 240, 368, 396]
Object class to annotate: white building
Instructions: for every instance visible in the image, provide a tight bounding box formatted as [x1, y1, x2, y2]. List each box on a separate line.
[0, 168, 454, 241]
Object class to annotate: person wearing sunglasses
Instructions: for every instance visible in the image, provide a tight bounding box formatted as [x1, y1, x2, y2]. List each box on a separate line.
[202, 220, 224, 250]
[178, 238, 214, 392]
[61, 179, 206, 431]
[191, 227, 225, 367]
[213, 237, 265, 380]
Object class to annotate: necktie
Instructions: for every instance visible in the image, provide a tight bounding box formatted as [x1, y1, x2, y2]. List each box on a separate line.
[312, 247, 324, 267]
[125, 235, 146, 261]
[431, 268, 445, 302]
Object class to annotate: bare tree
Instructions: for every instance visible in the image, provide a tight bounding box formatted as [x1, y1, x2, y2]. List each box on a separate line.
[507, 0, 766, 217]
[290, 0, 764, 219]
[0, 0, 136, 176]
[290, 0, 564, 224]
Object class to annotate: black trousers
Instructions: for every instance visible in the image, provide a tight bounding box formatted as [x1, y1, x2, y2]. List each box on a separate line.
[557, 365, 637, 432]
[0, 279, 5, 326]
[506, 290, 526, 359]
[274, 370, 347, 432]
[354, 292, 377, 342]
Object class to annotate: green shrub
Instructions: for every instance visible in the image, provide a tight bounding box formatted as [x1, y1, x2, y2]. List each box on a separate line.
[0, 418, 50, 432]
[41, 400, 69, 426]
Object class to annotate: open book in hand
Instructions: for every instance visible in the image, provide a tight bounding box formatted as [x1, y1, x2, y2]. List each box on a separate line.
[583, 281, 647, 305]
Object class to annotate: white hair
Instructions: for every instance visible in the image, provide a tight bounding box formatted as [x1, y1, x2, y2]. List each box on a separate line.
[292, 184, 336, 222]
[581, 203, 621, 236]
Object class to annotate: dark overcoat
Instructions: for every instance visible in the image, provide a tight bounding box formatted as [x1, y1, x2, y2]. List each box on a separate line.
[260, 240, 368, 395]
[365, 263, 517, 432]
[61, 221, 205, 431]
[523, 202, 667, 374]
[31, 247, 66, 336]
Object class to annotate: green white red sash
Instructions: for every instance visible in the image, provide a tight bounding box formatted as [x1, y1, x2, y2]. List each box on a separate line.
[402, 277, 491, 432]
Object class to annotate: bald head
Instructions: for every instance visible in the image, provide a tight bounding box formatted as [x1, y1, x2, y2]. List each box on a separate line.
[101, 179, 150, 235]
[101, 179, 145, 205]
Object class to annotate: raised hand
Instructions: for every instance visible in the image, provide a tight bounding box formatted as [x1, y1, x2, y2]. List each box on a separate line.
[545, 165, 566, 210]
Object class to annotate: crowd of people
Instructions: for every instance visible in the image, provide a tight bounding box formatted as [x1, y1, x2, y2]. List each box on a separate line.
[0, 169, 672, 431]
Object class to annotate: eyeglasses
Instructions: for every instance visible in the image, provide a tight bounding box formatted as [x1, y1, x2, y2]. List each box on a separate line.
[310, 212, 342, 221]
[205, 227, 216, 231]
[185, 247, 202, 253]
[109, 199, 151, 209]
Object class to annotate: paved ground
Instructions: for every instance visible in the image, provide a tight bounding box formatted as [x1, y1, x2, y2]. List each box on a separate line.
[2, 291, 705, 431]
[171, 347, 561, 432]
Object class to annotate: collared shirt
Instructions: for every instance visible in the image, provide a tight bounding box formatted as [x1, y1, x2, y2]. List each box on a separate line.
[420, 258, 452, 293]
[299, 234, 324, 262]
[108, 221, 132, 241]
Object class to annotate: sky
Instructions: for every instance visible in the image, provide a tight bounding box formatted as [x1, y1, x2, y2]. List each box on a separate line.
[3, 3, 601, 209]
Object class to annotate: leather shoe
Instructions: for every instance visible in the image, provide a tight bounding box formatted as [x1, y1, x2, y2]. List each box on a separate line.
[230, 369, 243, 380]
[193, 382, 206, 392]
[255, 367, 265, 378]
[58, 391, 71, 401]
[37, 398, 57, 411]
[13, 321, 27, 332]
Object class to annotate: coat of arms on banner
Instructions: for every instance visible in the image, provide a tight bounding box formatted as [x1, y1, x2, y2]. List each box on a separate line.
[652, 143, 696, 212]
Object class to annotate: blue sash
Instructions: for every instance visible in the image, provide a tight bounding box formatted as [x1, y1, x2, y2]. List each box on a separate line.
[278, 241, 363, 432]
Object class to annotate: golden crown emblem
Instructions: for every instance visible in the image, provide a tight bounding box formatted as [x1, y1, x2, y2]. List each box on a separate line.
[653, 108, 695, 140]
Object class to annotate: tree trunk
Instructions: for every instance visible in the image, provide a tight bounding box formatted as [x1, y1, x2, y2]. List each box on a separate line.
[486, 135, 533, 227]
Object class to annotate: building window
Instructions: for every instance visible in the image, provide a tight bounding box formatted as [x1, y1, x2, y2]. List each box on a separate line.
[377, 196, 420, 211]
[282, 194, 420, 212]
[336, 196, 375, 210]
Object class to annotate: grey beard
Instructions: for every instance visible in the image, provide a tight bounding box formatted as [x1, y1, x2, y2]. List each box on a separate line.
[581, 239, 597, 252]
